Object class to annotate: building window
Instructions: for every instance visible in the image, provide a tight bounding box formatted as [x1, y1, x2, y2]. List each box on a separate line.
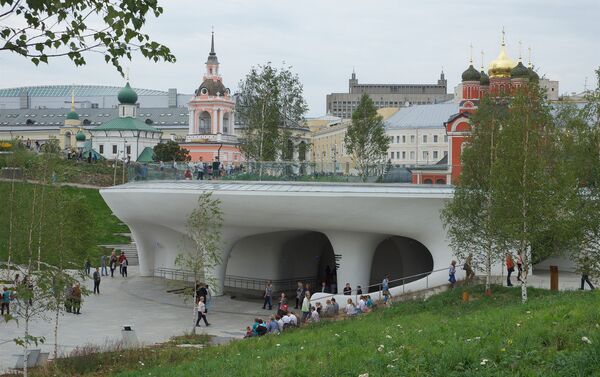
[423, 151, 428, 160]
[112, 145, 117, 154]
[410, 135, 415, 143]
[433, 151, 438, 159]
[396, 151, 400, 159]
[402, 151, 406, 159]
[423, 135, 428, 143]
[433, 135, 438, 143]
[126, 145, 131, 155]
[444, 151, 448, 157]
[396, 136, 400, 143]
[444, 135, 448, 142]
[402, 135, 406, 143]
[410, 151, 415, 159]
[390, 151, 394, 159]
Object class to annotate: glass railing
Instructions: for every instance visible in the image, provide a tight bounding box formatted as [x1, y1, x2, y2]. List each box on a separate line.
[126, 161, 417, 184]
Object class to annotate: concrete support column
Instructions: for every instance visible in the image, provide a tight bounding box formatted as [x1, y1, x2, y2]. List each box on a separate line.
[129, 225, 156, 276]
[324, 230, 384, 293]
[204, 228, 241, 296]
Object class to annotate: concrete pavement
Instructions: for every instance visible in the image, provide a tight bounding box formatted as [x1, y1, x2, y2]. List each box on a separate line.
[0, 266, 279, 372]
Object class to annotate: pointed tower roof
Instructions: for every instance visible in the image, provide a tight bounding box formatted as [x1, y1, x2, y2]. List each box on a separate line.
[206, 31, 219, 65]
[66, 87, 79, 120]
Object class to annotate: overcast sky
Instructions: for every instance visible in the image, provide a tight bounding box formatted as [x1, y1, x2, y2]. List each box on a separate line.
[0, 0, 598, 116]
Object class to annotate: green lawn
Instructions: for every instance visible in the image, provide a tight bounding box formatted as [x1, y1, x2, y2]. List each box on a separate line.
[108, 286, 600, 377]
[0, 181, 129, 265]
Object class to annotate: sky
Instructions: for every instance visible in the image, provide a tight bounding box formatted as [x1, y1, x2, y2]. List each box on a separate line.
[0, 0, 599, 116]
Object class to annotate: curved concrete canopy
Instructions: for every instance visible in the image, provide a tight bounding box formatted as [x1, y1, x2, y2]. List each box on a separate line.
[100, 181, 455, 295]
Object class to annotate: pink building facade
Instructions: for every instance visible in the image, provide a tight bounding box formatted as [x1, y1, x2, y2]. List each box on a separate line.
[182, 32, 242, 164]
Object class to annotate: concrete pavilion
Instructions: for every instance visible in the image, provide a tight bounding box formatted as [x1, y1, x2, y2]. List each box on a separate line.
[100, 181, 456, 296]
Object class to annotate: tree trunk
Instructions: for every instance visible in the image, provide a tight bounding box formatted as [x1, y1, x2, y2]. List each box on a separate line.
[54, 304, 60, 359]
[485, 253, 491, 292]
[23, 306, 30, 377]
[6, 167, 16, 279]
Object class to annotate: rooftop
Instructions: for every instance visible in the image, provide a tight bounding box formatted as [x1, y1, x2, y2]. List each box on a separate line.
[385, 103, 459, 130]
[0, 85, 175, 97]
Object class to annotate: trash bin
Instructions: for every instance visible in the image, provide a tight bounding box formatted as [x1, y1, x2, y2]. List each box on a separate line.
[121, 325, 139, 347]
[550, 265, 559, 291]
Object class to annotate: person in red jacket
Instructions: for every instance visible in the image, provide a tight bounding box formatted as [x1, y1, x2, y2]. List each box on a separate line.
[506, 253, 515, 287]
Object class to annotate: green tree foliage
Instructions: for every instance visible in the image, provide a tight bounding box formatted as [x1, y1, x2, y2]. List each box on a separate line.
[153, 140, 190, 162]
[0, 0, 175, 74]
[344, 93, 390, 181]
[491, 85, 578, 302]
[558, 68, 600, 281]
[175, 192, 223, 334]
[236, 63, 308, 161]
[442, 94, 508, 291]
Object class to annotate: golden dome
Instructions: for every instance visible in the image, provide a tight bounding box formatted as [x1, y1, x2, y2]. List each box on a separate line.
[488, 44, 516, 78]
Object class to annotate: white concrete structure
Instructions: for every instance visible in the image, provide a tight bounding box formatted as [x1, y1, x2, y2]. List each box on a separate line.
[100, 181, 456, 296]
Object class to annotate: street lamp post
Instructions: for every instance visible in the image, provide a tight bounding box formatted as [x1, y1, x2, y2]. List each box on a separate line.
[331, 144, 337, 175]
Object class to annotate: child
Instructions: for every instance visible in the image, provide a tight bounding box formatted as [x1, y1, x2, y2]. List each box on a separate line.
[244, 326, 253, 338]
[448, 260, 457, 289]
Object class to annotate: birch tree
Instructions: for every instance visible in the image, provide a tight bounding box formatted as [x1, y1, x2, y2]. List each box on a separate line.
[441, 94, 508, 292]
[491, 85, 577, 303]
[175, 192, 223, 335]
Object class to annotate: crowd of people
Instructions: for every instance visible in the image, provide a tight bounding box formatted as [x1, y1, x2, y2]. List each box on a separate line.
[243, 278, 390, 339]
[0, 274, 34, 316]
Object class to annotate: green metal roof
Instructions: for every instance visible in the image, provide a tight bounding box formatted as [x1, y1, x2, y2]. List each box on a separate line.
[137, 147, 156, 163]
[0, 85, 168, 97]
[94, 117, 162, 133]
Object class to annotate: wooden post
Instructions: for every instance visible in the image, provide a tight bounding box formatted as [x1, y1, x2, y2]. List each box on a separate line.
[550, 265, 559, 291]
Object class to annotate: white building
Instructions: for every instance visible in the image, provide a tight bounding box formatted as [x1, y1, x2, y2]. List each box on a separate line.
[385, 103, 457, 167]
[91, 83, 162, 161]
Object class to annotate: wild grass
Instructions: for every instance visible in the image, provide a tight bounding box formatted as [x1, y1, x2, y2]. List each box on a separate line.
[113, 286, 600, 377]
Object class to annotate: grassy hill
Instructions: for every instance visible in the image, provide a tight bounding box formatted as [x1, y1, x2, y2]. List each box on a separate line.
[0, 181, 129, 266]
[26, 286, 600, 377]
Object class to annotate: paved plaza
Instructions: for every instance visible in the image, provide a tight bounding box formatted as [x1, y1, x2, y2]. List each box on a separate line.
[0, 267, 590, 372]
[0, 267, 271, 372]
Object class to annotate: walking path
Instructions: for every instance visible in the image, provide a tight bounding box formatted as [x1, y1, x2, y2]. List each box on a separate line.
[0, 266, 277, 372]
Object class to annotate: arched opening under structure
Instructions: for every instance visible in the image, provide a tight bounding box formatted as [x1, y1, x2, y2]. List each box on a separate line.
[368, 236, 434, 292]
[223, 113, 230, 134]
[224, 231, 337, 297]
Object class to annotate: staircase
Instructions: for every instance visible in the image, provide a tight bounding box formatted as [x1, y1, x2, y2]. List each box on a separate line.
[99, 233, 139, 266]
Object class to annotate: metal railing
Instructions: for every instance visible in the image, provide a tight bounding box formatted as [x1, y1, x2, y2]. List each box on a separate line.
[124, 161, 415, 184]
[224, 275, 318, 294]
[311, 267, 451, 304]
[154, 267, 203, 283]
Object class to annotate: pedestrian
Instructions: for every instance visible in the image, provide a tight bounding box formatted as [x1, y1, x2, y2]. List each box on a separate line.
[278, 292, 288, 316]
[506, 253, 515, 287]
[198, 284, 208, 312]
[382, 274, 389, 293]
[1, 286, 12, 315]
[331, 297, 339, 315]
[580, 253, 595, 290]
[100, 255, 107, 276]
[118, 251, 126, 276]
[93, 267, 101, 294]
[120, 254, 128, 278]
[448, 260, 457, 289]
[516, 253, 523, 282]
[295, 281, 303, 309]
[320, 281, 329, 293]
[72, 284, 82, 314]
[301, 291, 311, 323]
[356, 285, 363, 295]
[109, 250, 117, 278]
[262, 281, 273, 310]
[195, 296, 210, 327]
[464, 254, 475, 282]
[84, 258, 91, 275]
[343, 283, 352, 295]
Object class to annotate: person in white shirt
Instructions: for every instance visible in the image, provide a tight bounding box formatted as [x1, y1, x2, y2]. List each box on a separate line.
[310, 307, 320, 323]
[276, 315, 284, 332]
[358, 296, 370, 313]
[289, 312, 298, 326]
[195, 297, 210, 327]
